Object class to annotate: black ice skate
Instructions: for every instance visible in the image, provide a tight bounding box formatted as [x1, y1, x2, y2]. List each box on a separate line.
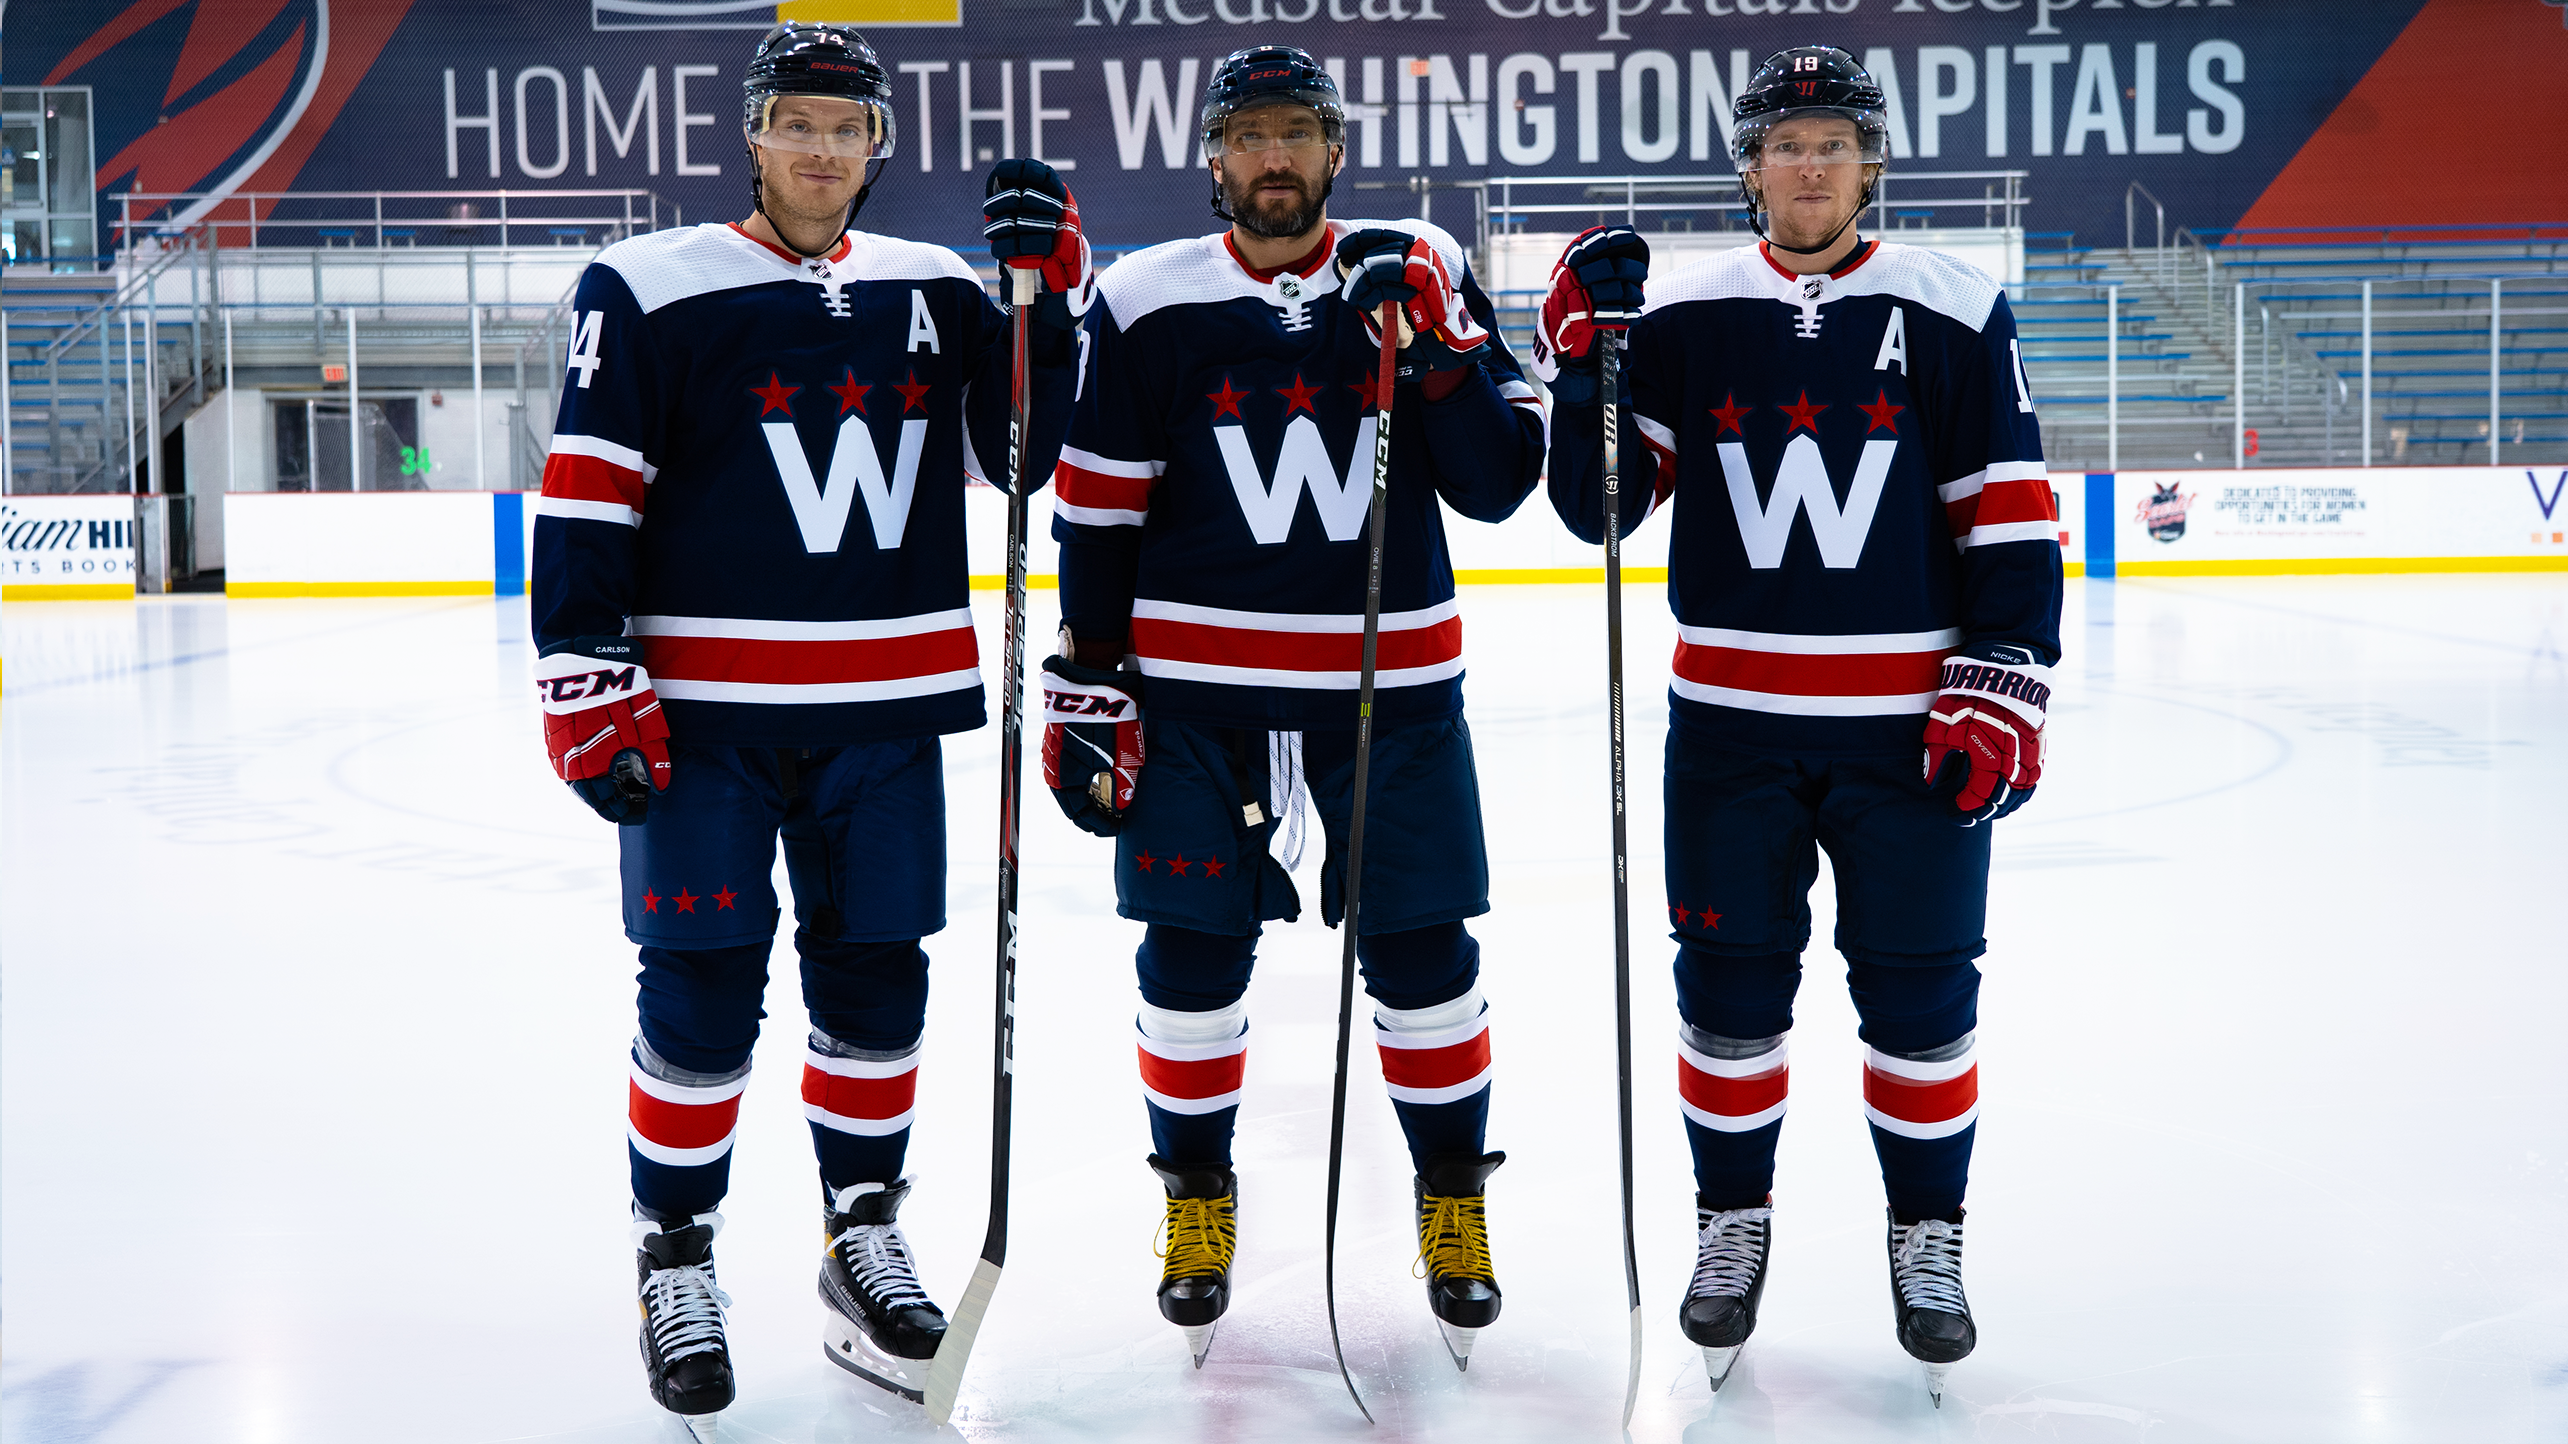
[1414, 1151, 1505, 1370]
[1679, 1198, 1772, 1392]
[1885, 1210, 1976, 1406]
[634, 1211, 735, 1444]
[818, 1179, 947, 1404]
[1149, 1155, 1238, 1368]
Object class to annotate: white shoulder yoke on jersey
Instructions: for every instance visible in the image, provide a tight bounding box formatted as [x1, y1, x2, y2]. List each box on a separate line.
[1096, 216, 1474, 330]
[595, 223, 979, 316]
[1643, 239, 2001, 333]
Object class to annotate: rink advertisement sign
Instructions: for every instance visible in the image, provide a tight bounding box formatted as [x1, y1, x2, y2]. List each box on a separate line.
[1, 497, 138, 601]
[2106, 467, 2568, 575]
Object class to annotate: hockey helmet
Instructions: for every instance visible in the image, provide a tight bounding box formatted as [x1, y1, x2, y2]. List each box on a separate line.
[743, 22, 897, 158]
[1200, 46, 1347, 154]
[1731, 46, 1889, 176]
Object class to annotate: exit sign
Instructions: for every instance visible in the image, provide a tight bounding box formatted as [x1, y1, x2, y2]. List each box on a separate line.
[322, 364, 347, 383]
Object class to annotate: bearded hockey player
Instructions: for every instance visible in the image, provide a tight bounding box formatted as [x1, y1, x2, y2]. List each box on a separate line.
[1535, 46, 2060, 1405]
[528, 22, 1088, 1436]
[1036, 45, 1545, 1372]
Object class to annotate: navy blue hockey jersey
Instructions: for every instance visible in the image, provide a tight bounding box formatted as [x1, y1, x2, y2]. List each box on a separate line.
[1054, 219, 1544, 732]
[1549, 239, 2062, 757]
[533, 223, 1077, 747]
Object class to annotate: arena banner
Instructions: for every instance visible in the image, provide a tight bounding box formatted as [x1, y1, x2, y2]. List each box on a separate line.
[1, 495, 140, 600]
[2104, 465, 2568, 575]
[22, 0, 2567, 264]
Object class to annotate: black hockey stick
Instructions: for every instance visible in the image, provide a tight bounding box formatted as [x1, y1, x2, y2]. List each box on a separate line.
[924, 266, 1040, 1427]
[1319, 304, 1403, 1427]
[1598, 330, 1645, 1430]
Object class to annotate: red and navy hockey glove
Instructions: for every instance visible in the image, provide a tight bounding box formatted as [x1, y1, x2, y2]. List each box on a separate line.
[1334, 228, 1490, 375]
[983, 158, 1091, 327]
[1923, 643, 2053, 827]
[1040, 655, 1144, 838]
[537, 636, 671, 826]
[1530, 225, 1650, 382]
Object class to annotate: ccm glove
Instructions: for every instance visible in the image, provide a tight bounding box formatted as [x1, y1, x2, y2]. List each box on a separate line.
[1334, 228, 1489, 375]
[1922, 642, 2053, 826]
[983, 158, 1092, 328]
[537, 636, 672, 825]
[1529, 225, 1650, 384]
[1040, 655, 1145, 837]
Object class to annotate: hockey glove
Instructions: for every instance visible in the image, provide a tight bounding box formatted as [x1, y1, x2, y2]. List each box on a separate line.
[1922, 642, 2053, 827]
[1040, 655, 1144, 837]
[537, 636, 672, 826]
[983, 158, 1092, 329]
[1334, 228, 1489, 375]
[1528, 225, 1650, 384]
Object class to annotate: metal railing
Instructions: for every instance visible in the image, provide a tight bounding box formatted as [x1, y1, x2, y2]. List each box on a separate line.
[2125, 180, 2165, 255]
[113, 189, 683, 254]
[1483, 170, 2029, 238]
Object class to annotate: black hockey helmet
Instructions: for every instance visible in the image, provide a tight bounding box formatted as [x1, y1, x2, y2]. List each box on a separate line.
[1732, 46, 1889, 252]
[742, 23, 897, 247]
[1200, 46, 1347, 153]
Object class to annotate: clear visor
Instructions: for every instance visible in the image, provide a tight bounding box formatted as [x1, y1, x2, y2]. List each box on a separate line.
[1735, 109, 1887, 175]
[750, 97, 896, 159]
[1218, 110, 1334, 156]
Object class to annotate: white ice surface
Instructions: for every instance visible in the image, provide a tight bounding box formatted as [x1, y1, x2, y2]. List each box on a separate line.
[5, 577, 2567, 1443]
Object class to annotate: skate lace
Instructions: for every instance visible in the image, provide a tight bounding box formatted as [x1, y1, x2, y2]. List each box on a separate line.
[642, 1262, 733, 1363]
[1891, 1219, 1968, 1314]
[1688, 1206, 1772, 1300]
[832, 1221, 933, 1310]
[1413, 1194, 1494, 1284]
[1155, 1194, 1237, 1285]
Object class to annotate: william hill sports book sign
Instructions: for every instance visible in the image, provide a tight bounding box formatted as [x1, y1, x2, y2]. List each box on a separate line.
[23, 0, 2568, 258]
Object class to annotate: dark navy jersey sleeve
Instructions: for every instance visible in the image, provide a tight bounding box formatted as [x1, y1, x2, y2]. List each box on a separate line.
[1053, 290, 1156, 647]
[532, 262, 661, 649]
[964, 285, 1078, 497]
[1929, 291, 2062, 665]
[1547, 309, 1676, 546]
[1413, 265, 1545, 526]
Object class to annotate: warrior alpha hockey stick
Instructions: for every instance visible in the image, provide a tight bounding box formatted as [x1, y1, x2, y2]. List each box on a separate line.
[1318, 304, 1404, 1427]
[923, 266, 1040, 1426]
[1598, 331, 1646, 1429]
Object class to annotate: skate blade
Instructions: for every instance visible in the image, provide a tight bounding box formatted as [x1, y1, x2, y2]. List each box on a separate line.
[1435, 1319, 1482, 1372]
[678, 1412, 722, 1444]
[1923, 1360, 1953, 1407]
[1180, 1322, 1217, 1369]
[1701, 1344, 1744, 1392]
[822, 1314, 929, 1405]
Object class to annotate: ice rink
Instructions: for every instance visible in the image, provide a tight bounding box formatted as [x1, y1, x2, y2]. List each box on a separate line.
[5, 574, 2565, 1444]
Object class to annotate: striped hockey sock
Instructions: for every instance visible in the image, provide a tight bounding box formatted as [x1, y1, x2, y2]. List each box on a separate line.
[802, 1031, 922, 1190]
[1863, 1032, 1978, 1221]
[1376, 987, 1493, 1171]
[1677, 1025, 1789, 1208]
[627, 1038, 750, 1220]
[1137, 1000, 1248, 1166]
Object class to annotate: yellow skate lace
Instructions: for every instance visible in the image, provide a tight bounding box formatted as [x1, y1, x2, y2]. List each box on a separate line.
[1154, 1193, 1237, 1285]
[1414, 1193, 1495, 1284]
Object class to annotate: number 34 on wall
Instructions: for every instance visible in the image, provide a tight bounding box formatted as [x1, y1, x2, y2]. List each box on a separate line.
[399, 445, 433, 477]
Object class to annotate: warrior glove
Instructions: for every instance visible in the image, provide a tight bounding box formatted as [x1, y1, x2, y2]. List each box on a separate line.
[983, 158, 1092, 329]
[1040, 655, 1144, 838]
[1334, 228, 1489, 376]
[1529, 225, 1649, 384]
[1922, 643, 2053, 827]
[537, 636, 671, 825]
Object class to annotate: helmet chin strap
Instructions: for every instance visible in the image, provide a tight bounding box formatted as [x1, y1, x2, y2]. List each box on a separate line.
[1745, 171, 1878, 258]
[748, 142, 871, 260]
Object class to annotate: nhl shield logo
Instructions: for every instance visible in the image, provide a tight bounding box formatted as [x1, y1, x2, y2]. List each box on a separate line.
[2137, 481, 2193, 544]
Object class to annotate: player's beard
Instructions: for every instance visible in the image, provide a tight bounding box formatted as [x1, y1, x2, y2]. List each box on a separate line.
[755, 149, 862, 247]
[1226, 167, 1326, 241]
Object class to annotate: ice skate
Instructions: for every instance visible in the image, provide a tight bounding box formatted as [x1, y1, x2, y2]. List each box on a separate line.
[1414, 1151, 1505, 1370]
[1149, 1155, 1238, 1368]
[818, 1179, 946, 1404]
[1885, 1210, 1975, 1406]
[1679, 1198, 1772, 1392]
[634, 1211, 735, 1439]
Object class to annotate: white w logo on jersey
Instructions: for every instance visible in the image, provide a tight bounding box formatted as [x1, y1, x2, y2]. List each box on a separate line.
[1214, 415, 1379, 544]
[762, 417, 929, 554]
[1717, 436, 1898, 569]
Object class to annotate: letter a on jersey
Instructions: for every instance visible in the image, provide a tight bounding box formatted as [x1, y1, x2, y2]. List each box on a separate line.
[763, 417, 929, 553]
[1717, 436, 1898, 569]
[1214, 416, 1379, 544]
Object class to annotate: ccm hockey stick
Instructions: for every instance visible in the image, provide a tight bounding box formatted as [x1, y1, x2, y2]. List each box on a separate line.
[1597, 331, 1645, 1429]
[923, 266, 1040, 1426]
[1318, 303, 1404, 1427]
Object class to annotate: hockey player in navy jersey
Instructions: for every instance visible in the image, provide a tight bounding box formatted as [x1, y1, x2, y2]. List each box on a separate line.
[1536, 47, 2061, 1403]
[1036, 45, 1545, 1371]
[528, 22, 1089, 1433]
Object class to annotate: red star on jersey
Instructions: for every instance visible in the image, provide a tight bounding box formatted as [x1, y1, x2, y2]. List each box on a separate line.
[712, 886, 738, 911]
[1707, 392, 1749, 436]
[1346, 371, 1381, 413]
[750, 372, 800, 416]
[1201, 854, 1227, 879]
[1134, 850, 1158, 874]
[1858, 388, 1904, 434]
[673, 888, 699, 914]
[1206, 376, 1248, 420]
[642, 889, 661, 914]
[893, 369, 931, 414]
[827, 368, 871, 415]
[1700, 910, 1722, 929]
[1166, 853, 1191, 877]
[1275, 373, 1320, 415]
[1671, 903, 1691, 926]
[1777, 390, 1828, 434]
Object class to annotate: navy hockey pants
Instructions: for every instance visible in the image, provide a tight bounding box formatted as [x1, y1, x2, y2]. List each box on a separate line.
[618, 741, 945, 1221]
[1664, 730, 1987, 1222]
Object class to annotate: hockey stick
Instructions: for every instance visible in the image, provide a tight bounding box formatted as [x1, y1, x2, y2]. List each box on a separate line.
[924, 266, 1040, 1427]
[1318, 303, 1403, 1428]
[1598, 331, 1645, 1430]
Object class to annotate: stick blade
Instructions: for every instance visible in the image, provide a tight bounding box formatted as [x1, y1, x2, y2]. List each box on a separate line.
[922, 1257, 1004, 1426]
[1620, 1303, 1644, 1427]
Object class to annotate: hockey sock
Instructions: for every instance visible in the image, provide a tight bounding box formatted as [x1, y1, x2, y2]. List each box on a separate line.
[1373, 986, 1493, 1173]
[1677, 1023, 1790, 1209]
[803, 1030, 923, 1196]
[1847, 961, 1980, 1220]
[1137, 998, 1249, 1166]
[628, 1036, 752, 1220]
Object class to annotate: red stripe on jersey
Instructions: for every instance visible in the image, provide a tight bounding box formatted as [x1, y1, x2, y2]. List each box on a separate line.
[1137, 1044, 1246, 1103]
[644, 629, 978, 685]
[800, 1062, 919, 1123]
[542, 452, 647, 513]
[1644, 432, 1678, 510]
[1862, 1062, 1978, 1125]
[628, 1081, 742, 1150]
[1943, 477, 2054, 540]
[1673, 642, 1946, 698]
[1378, 1030, 1492, 1092]
[1054, 459, 1154, 512]
[1678, 1055, 1788, 1120]
[1134, 614, 1463, 674]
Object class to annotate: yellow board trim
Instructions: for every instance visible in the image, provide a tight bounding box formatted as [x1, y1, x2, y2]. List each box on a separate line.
[2063, 561, 2086, 578]
[969, 573, 1061, 591]
[3, 583, 137, 601]
[2114, 556, 2568, 577]
[1454, 566, 1672, 585]
[774, 0, 962, 23]
[227, 580, 496, 598]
